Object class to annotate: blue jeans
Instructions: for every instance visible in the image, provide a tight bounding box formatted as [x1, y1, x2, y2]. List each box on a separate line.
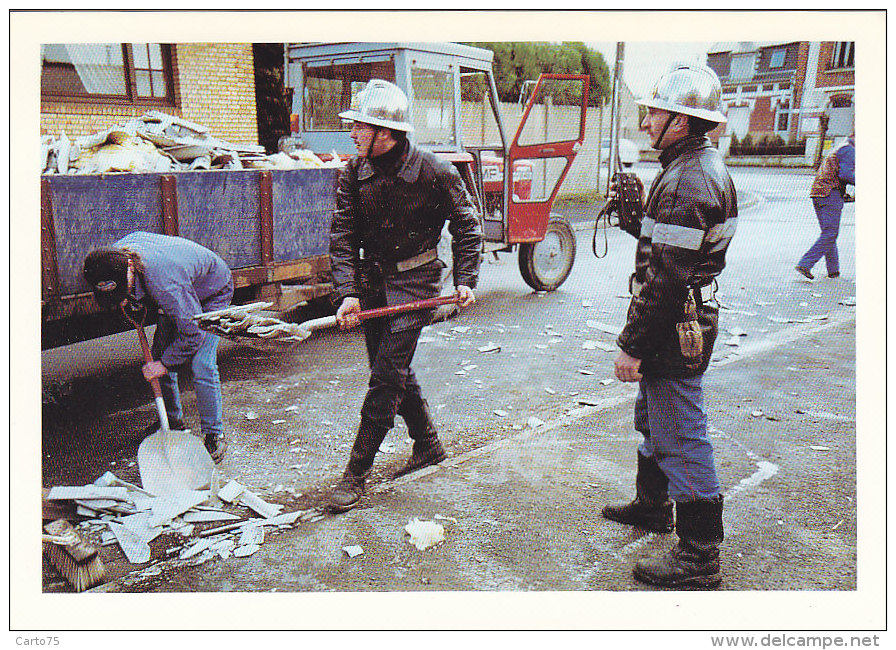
[635, 374, 720, 501]
[798, 194, 843, 275]
[153, 319, 223, 440]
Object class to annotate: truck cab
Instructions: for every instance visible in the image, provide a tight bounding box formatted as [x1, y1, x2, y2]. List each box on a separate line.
[284, 42, 588, 291]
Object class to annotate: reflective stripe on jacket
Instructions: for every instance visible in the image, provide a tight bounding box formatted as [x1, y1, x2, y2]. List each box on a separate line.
[617, 135, 737, 376]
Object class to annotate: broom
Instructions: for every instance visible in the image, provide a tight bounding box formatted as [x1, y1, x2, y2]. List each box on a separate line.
[42, 519, 105, 592]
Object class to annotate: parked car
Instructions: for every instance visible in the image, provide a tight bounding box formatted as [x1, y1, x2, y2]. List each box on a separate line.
[600, 137, 640, 167]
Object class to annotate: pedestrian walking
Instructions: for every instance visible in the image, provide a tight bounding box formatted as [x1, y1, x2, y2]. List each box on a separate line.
[796, 133, 855, 279]
[603, 65, 737, 589]
[327, 80, 482, 513]
[82, 231, 233, 463]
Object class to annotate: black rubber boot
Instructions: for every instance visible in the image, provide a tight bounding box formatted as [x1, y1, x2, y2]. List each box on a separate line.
[395, 397, 447, 477]
[328, 418, 390, 513]
[633, 495, 724, 589]
[602, 453, 675, 533]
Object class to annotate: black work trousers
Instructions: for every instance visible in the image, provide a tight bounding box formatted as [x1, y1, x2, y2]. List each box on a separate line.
[360, 313, 426, 428]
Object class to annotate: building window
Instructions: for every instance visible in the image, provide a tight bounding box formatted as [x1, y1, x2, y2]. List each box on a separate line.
[769, 49, 786, 68]
[776, 102, 790, 132]
[41, 43, 174, 104]
[830, 42, 854, 69]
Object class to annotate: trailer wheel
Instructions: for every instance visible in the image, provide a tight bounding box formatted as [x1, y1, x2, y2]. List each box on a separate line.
[518, 216, 576, 291]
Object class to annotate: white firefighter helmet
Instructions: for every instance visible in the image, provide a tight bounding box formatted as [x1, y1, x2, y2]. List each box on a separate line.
[637, 64, 727, 124]
[338, 79, 414, 132]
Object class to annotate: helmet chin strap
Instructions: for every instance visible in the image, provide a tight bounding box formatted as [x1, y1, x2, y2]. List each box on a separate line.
[362, 125, 382, 158]
[653, 111, 679, 149]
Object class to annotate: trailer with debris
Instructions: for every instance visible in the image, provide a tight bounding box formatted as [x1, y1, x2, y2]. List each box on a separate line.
[41, 42, 589, 349]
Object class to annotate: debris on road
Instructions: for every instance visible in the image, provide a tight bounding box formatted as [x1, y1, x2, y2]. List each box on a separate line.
[477, 343, 501, 354]
[44, 471, 311, 584]
[343, 545, 364, 558]
[840, 296, 856, 306]
[810, 445, 832, 452]
[404, 518, 445, 551]
[586, 320, 622, 335]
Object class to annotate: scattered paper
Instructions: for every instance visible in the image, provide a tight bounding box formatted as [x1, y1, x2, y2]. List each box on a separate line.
[343, 545, 364, 558]
[404, 518, 445, 551]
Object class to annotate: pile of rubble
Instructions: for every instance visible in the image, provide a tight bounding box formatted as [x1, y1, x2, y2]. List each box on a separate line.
[44, 471, 323, 582]
[41, 110, 344, 175]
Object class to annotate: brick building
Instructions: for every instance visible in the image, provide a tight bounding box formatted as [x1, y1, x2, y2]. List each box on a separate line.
[40, 43, 259, 145]
[705, 41, 854, 160]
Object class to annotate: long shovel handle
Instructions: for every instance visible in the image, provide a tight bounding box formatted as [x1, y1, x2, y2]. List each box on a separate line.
[298, 295, 460, 334]
[357, 295, 459, 321]
[122, 304, 170, 430]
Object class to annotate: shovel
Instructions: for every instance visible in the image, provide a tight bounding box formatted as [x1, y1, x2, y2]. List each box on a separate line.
[122, 304, 214, 496]
[193, 295, 461, 344]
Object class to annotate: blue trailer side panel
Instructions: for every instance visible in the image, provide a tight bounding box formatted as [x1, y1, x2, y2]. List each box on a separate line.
[176, 170, 262, 269]
[49, 174, 164, 295]
[271, 168, 339, 262]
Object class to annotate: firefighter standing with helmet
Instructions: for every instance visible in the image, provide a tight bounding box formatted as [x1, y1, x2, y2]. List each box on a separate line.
[327, 79, 482, 512]
[602, 64, 737, 589]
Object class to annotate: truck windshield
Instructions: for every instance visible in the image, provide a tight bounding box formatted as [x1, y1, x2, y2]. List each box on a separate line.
[302, 60, 395, 131]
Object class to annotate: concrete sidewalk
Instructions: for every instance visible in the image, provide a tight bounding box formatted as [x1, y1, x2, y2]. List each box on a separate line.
[86, 311, 870, 627]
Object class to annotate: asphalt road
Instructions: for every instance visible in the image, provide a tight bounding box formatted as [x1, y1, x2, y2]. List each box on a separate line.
[29, 164, 873, 629]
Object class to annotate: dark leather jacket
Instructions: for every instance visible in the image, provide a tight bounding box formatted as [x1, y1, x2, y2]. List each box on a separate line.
[330, 141, 482, 305]
[617, 135, 738, 377]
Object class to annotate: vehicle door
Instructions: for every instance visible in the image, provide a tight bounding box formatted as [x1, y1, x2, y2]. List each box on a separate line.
[506, 74, 589, 243]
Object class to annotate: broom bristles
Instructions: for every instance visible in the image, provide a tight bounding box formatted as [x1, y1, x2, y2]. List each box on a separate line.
[43, 520, 106, 592]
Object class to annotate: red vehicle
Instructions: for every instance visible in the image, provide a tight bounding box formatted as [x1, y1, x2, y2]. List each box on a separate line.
[285, 42, 588, 291]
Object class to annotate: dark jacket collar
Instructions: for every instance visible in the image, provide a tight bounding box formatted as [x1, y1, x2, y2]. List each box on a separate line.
[659, 135, 712, 168]
[357, 140, 424, 182]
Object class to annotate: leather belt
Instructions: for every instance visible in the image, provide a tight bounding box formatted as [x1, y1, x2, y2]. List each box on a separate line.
[380, 248, 439, 274]
[629, 275, 715, 304]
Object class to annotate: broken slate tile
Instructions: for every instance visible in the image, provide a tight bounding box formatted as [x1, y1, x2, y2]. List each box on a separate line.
[107, 521, 151, 564]
[238, 489, 283, 519]
[182, 510, 241, 524]
[234, 544, 261, 558]
[239, 524, 265, 546]
[343, 545, 364, 558]
[180, 538, 212, 560]
[217, 480, 245, 503]
[149, 489, 210, 527]
[47, 486, 129, 501]
[118, 511, 164, 544]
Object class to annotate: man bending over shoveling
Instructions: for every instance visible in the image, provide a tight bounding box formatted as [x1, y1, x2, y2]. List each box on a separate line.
[83, 232, 233, 463]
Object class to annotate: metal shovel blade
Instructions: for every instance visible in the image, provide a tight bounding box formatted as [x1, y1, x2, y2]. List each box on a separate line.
[138, 428, 215, 496]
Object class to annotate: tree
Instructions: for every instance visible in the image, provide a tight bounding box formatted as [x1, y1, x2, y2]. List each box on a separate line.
[464, 42, 611, 106]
